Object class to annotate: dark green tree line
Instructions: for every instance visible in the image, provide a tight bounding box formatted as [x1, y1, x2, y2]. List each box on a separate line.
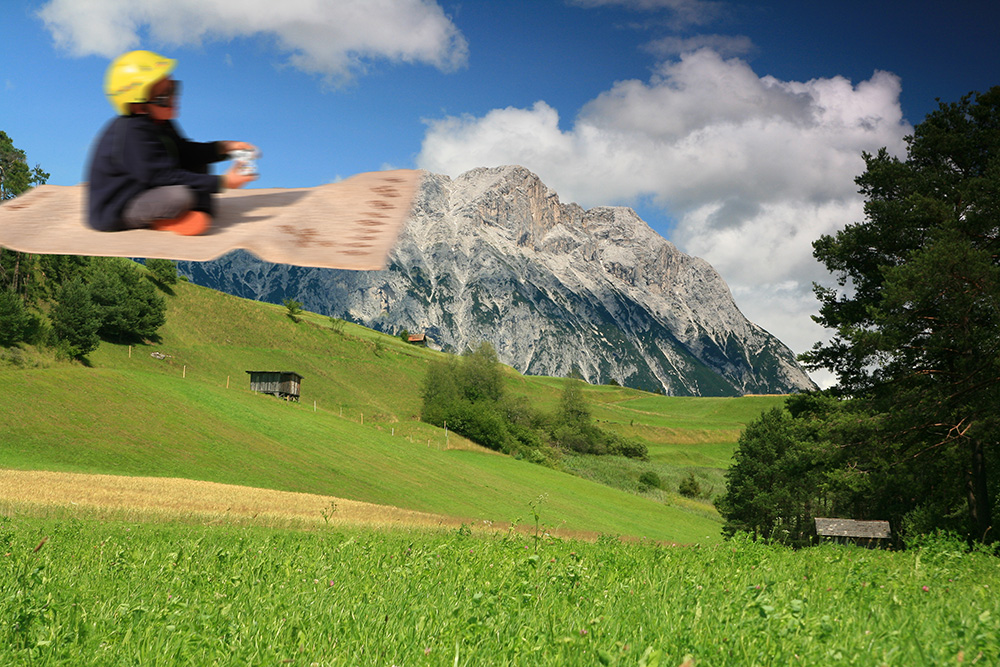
[722, 87, 1000, 545]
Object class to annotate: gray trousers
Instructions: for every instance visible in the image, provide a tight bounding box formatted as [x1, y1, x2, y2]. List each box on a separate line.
[121, 186, 197, 230]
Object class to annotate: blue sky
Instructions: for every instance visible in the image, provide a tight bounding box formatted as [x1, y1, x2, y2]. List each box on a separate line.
[3, 0, 999, 386]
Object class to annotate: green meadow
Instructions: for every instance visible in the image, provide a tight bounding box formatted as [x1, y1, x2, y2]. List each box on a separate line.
[2, 515, 997, 666]
[2, 270, 996, 665]
[0, 275, 782, 543]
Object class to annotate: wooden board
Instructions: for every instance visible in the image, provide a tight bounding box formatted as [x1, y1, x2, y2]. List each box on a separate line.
[0, 169, 423, 270]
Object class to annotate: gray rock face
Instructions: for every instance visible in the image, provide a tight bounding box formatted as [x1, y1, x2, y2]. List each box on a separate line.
[178, 165, 816, 396]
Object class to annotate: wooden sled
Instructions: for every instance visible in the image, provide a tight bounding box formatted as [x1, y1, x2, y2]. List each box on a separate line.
[0, 169, 423, 270]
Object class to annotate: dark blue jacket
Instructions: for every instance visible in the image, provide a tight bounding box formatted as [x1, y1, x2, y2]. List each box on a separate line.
[87, 115, 224, 231]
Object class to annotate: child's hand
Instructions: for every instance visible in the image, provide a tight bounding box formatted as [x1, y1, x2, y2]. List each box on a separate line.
[220, 141, 257, 155]
[223, 162, 257, 189]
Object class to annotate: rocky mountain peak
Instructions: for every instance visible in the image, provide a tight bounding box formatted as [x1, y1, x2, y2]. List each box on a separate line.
[178, 166, 817, 396]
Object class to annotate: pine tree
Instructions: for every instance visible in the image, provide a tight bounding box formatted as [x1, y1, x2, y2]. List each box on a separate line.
[0, 289, 29, 347]
[51, 278, 101, 359]
[803, 87, 1000, 542]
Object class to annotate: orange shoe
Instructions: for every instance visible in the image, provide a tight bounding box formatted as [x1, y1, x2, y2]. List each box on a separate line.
[152, 210, 211, 236]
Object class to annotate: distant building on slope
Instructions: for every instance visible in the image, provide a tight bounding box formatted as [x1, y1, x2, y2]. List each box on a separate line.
[246, 371, 303, 402]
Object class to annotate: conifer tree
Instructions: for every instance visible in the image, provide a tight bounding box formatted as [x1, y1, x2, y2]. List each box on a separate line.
[803, 87, 1000, 542]
[51, 278, 101, 359]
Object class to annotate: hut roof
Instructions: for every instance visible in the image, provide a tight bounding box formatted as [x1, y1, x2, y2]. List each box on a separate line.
[815, 518, 891, 539]
[246, 371, 304, 380]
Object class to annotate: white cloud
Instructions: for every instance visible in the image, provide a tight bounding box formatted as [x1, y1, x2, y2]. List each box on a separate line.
[37, 0, 468, 82]
[417, 49, 911, 370]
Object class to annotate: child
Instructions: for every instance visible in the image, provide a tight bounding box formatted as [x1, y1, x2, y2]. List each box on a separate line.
[87, 50, 257, 235]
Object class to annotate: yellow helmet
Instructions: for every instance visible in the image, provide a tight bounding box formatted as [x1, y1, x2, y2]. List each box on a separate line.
[104, 50, 177, 115]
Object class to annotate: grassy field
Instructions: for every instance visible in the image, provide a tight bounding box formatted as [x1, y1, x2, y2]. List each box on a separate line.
[2, 513, 997, 666]
[3, 269, 995, 665]
[0, 274, 782, 543]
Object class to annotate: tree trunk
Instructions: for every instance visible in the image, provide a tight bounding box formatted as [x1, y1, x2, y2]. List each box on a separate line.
[965, 437, 993, 543]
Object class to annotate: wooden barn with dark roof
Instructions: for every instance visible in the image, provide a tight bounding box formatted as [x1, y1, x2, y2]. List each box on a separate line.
[246, 371, 303, 402]
[815, 518, 891, 548]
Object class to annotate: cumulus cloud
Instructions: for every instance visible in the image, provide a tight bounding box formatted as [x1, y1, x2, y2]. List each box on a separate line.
[37, 0, 468, 81]
[417, 49, 911, 369]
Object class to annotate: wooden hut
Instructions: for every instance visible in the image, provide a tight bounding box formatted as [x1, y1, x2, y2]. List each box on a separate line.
[815, 518, 891, 548]
[246, 371, 303, 402]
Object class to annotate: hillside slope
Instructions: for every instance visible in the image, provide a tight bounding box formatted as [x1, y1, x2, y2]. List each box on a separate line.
[0, 277, 783, 543]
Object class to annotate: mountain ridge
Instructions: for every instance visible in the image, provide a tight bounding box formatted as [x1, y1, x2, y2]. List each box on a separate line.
[178, 165, 816, 396]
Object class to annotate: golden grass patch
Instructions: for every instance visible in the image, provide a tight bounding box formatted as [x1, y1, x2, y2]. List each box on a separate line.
[0, 468, 460, 531]
[0, 469, 643, 543]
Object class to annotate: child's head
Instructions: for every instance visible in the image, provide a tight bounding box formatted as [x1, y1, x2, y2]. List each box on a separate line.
[142, 77, 181, 121]
[104, 50, 178, 117]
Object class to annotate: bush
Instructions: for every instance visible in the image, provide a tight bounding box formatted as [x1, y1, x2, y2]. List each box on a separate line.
[145, 258, 177, 285]
[605, 431, 648, 460]
[678, 472, 701, 498]
[638, 470, 661, 490]
[283, 298, 303, 319]
[552, 423, 606, 455]
[0, 346, 28, 367]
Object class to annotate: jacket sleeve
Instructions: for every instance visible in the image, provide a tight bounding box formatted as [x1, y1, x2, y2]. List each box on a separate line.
[176, 133, 227, 173]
